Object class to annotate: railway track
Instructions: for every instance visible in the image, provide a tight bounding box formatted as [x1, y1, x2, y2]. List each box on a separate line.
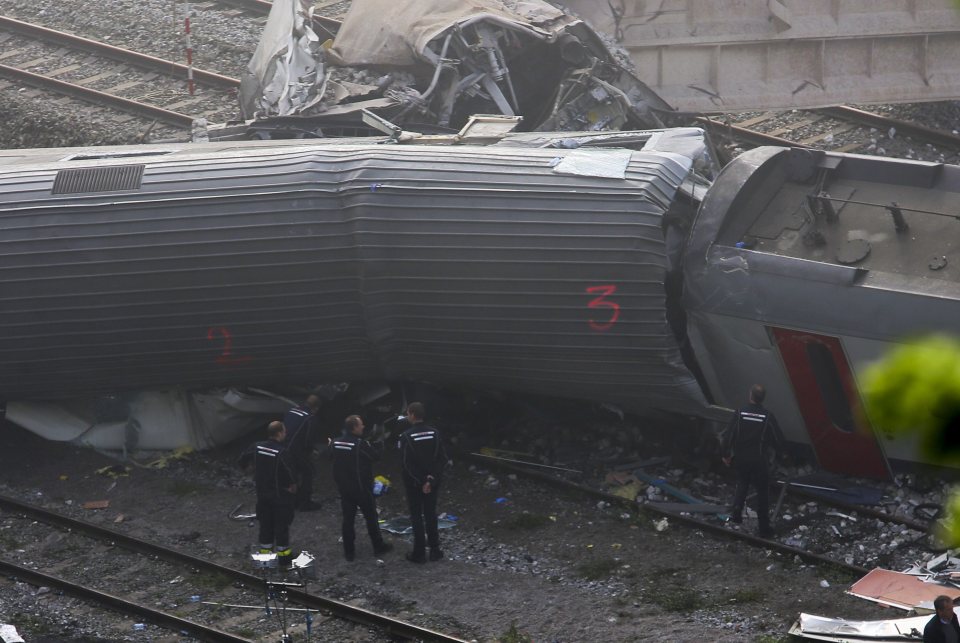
[0, 493, 471, 642]
[697, 104, 960, 161]
[3, 2, 957, 160]
[464, 453, 940, 578]
[212, 0, 343, 39]
[0, 15, 240, 135]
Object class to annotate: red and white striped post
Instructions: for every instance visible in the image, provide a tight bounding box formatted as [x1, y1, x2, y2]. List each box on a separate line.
[184, 1, 195, 95]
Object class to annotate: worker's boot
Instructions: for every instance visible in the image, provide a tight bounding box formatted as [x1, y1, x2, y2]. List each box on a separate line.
[276, 547, 293, 569]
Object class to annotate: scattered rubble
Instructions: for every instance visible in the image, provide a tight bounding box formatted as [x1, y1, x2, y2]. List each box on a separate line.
[466, 394, 955, 575]
[793, 551, 960, 640]
[4, 387, 947, 641]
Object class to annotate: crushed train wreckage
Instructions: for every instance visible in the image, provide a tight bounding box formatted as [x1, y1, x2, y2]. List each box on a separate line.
[789, 551, 960, 640]
[237, 0, 673, 139]
[789, 612, 928, 642]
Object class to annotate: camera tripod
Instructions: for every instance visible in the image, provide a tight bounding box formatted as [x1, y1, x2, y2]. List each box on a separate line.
[252, 550, 318, 642]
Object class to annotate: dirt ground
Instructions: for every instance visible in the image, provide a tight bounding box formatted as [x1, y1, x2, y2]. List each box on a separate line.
[0, 393, 909, 643]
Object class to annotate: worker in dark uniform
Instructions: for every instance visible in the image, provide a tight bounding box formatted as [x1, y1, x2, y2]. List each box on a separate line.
[283, 394, 322, 511]
[721, 384, 783, 538]
[397, 402, 449, 563]
[331, 415, 393, 561]
[239, 420, 298, 568]
[924, 595, 960, 643]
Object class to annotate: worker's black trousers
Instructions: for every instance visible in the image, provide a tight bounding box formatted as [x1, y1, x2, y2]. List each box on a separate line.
[256, 499, 295, 550]
[339, 490, 383, 556]
[403, 477, 441, 556]
[294, 458, 314, 508]
[731, 461, 770, 531]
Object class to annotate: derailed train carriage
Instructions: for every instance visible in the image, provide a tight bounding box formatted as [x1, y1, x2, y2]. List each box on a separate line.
[685, 146, 960, 478]
[0, 128, 711, 450]
[0, 128, 957, 477]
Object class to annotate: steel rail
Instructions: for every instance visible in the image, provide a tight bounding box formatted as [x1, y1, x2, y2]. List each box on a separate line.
[0, 558, 252, 643]
[0, 493, 471, 643]
[816, 105, 960, 150]
[694, 115, 810, 150]
[775, 481, 931, 533]
[0, 15, 240, 90]
[214, 0, 342, 38]
[699, 106, 960, 156]
[461, 453, 870, 576]
[0, 63, 196, 128]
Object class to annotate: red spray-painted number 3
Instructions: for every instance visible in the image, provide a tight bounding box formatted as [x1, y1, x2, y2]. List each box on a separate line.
[586, 285, 620, 332]
[206, 326, 252, 365]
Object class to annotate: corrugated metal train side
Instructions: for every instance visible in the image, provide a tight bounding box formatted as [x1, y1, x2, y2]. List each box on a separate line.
[0, 142, 706, 414]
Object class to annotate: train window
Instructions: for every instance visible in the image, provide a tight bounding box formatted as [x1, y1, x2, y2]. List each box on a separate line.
[805, 341, 855, 433]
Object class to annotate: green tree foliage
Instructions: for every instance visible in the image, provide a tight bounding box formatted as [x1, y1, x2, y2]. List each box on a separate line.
[863, 335, 960, 461]
[863, 335, 960, 544]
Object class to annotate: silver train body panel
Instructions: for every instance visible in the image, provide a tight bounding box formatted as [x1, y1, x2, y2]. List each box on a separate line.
[685, 146, 960, 476]
[0, 132, 708, 416]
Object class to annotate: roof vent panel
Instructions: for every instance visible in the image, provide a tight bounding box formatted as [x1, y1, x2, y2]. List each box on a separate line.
[52, 165, 145, 195]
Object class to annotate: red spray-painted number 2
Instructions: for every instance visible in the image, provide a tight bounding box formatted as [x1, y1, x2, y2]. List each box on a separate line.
[206, 326, 252, 365]
[586, 285, 620, 332]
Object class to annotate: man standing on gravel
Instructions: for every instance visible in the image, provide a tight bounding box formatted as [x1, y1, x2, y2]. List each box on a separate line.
[283, 394, 323, 511]
[239, 420, 298, 569]
[398, 402, 449, 563]
[721, 384, 783, 539]
[331, 414, 393, 561]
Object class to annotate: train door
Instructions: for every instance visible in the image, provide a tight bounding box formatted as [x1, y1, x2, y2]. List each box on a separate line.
[770, 327, 891, 480]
